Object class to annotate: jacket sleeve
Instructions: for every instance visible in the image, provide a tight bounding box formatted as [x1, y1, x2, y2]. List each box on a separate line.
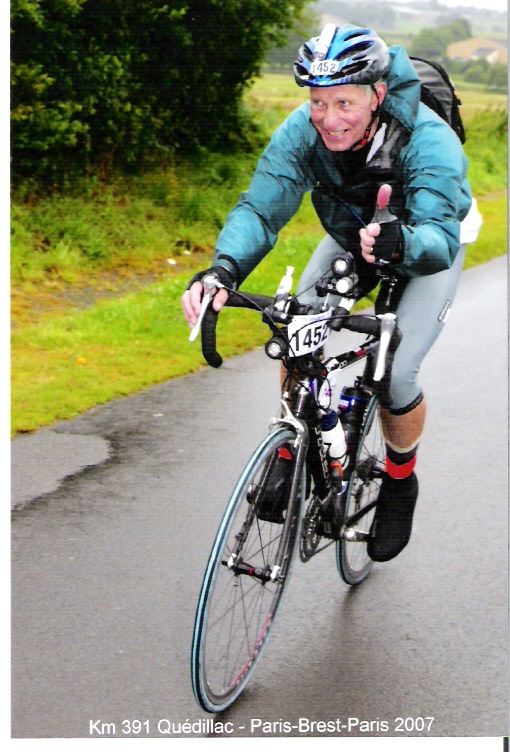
[397, 104, 472, 277]
[213, 105, 316, 285]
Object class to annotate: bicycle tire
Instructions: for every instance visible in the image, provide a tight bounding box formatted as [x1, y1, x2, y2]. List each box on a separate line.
[336, 394, 385, 585]
[191, 426, 304, 713]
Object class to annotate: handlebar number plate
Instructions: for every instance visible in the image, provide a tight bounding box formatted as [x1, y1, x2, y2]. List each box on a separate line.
[287, 311, 332, 356]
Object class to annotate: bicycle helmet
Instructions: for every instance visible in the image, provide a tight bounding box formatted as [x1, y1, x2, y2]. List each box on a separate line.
[294, 24, 390, 88]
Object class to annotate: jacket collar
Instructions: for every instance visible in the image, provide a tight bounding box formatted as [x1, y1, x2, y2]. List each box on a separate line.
[383, 46, 421, 131]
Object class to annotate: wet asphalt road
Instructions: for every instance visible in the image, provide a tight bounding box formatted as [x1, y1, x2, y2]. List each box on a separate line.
[11, 256, 508, 739]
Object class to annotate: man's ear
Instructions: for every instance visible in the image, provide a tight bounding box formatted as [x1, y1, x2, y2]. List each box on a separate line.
[373, 82, 387, 110]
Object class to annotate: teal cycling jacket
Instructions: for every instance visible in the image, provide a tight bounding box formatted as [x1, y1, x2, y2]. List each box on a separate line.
[213, 46, 472, 284]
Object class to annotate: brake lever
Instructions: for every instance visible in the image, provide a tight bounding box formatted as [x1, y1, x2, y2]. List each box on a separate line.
[188, 273, 223, 342]
[373, 312, 397, 382]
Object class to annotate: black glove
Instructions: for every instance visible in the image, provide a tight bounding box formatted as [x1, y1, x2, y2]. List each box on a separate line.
[371, 220, 403, 266]
[186, 265, 236, 291]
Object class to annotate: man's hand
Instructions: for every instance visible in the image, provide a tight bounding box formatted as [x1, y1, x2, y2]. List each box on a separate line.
[181, 267, 232, 328]
[360, 184, 402, 265]
[360, 222, 382, 264]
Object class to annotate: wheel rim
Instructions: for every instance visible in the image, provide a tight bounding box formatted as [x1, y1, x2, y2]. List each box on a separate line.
[200, 516, 287, 705]
[192, 429, 301, 711]
[337, 396, 384, 584]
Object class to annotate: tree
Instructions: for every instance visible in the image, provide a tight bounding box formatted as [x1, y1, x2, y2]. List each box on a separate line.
[409, 18, 472, 61]
[265, 4, 320, 72]
[11, 0, 310, 181]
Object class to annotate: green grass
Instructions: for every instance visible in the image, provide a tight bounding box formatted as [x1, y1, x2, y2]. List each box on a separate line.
[11, 153, 259, 289]
[11, 77, 508, 435]
[11, 193, 327, 434]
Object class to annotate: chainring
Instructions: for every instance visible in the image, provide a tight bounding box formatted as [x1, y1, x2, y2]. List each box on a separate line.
[299, 496, 324, 562]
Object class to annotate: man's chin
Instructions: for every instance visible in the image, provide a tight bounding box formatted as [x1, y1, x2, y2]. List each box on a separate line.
[320, 131, 352, 152]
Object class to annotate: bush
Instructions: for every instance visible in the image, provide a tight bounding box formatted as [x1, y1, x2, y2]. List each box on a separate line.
[11, 0, 308, 182]
[447, 58, 507, 91]
[463, 108, 507, 194]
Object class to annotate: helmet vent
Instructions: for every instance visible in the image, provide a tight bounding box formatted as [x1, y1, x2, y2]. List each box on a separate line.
[334, 41, 371, 61]
[301, 44, 314, 62]
[330, 62, 367, 80]
[344, 29, 370, 41]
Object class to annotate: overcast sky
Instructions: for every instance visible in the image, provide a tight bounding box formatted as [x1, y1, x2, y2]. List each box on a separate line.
[437, 0, 507, 11]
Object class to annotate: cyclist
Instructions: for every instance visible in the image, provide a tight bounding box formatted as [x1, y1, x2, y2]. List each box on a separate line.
[181, 24, 481, 562]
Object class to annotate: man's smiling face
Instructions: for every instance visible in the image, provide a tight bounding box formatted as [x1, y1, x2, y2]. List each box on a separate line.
[309, 84, 384, 151]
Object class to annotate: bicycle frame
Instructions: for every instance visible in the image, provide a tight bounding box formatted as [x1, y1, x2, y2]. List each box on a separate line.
[267, 331, 380, 561]
[190, 254, 404, 713]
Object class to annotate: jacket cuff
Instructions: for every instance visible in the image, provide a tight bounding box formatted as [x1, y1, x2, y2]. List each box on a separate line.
[214, 254, 241, 287]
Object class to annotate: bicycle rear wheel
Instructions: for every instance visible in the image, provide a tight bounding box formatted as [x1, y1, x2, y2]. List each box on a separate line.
[191, 426, 303, 713]
[337, 395, 385, 585]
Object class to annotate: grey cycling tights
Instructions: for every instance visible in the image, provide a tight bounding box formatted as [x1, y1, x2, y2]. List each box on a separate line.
[296, 236, 467, 412]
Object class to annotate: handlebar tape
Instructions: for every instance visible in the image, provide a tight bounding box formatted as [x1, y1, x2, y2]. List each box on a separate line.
[340, 315, 381, 336]
[201, 307, 223, 368]
[200, 291, 275, 368]
[226, 291, 274, 311]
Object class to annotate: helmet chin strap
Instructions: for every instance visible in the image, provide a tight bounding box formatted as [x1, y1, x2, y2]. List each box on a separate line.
[351, 84, 381, 150]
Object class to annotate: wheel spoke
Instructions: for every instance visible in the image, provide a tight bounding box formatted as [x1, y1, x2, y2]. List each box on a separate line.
[192, 428, 302, 712]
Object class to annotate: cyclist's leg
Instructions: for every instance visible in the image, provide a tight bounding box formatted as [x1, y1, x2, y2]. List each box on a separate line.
[369, 244, 467, 561]
[384, 241, 467, 431]
[296, 235, 346, 306]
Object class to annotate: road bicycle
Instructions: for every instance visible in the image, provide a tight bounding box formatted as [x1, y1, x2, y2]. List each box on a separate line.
[189, 252, 403, 713]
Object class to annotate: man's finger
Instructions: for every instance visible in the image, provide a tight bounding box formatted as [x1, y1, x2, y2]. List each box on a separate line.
[212, 288, 229, 312]
[377, 183, 392, 210]
[365, 222, 381, 238]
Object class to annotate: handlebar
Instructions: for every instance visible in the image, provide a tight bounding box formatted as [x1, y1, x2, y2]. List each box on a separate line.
[330, 312, 399, 387]
[187, 254, 401, 382]
[200, 289, 274, 369]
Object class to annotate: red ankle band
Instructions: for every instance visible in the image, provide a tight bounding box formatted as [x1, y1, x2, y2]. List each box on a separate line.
[386, 455, 416, 479]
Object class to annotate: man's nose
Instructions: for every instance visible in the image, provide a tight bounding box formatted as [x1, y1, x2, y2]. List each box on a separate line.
[322, 107, 339, 130]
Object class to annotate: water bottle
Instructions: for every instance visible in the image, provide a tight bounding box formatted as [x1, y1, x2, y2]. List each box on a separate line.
[338, 385, 370, 451]
[320, 408, 347, 464]
[274, 266, 294, 310]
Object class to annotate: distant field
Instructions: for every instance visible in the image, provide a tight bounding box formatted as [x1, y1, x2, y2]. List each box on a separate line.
[454, 86, 507, 119]
[247, 73, 309, 114]
[249, 72, 507, 121]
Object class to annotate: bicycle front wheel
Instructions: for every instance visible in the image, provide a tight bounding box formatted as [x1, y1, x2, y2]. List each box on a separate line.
[191, 426, 303, 713]
[337, 395, 385, 585]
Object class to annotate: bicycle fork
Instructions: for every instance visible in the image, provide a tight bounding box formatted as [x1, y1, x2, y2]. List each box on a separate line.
[266, 402, 309, 582]
[225, 404, 309, 585]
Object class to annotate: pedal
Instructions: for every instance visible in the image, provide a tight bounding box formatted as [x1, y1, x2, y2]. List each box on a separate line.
[341, 528, 369, 542]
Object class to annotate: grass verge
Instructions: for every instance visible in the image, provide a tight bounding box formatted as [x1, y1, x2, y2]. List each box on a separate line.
[11, 79, 508, 435]
[11, 192, 507, 436]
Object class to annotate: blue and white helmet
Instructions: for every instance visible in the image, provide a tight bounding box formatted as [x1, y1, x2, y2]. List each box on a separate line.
[294, 24, 390, 88]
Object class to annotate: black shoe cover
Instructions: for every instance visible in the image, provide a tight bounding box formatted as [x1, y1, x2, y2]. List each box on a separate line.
[367, 472, 418, 562]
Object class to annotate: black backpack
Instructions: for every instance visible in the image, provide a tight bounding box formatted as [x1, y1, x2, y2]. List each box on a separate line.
[410, 56, 466, 143]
